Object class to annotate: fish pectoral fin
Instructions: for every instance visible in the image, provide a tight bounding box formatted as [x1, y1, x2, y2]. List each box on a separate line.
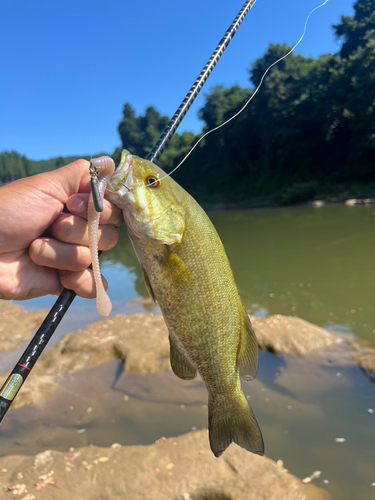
[169, 335, 197, 380]
[141, 266, 156, 304]
[161, 248, 192, 285]
[238, 308, 259, 381]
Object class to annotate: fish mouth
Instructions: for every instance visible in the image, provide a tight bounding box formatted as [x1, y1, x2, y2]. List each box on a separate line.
[105, 150, 134, 202]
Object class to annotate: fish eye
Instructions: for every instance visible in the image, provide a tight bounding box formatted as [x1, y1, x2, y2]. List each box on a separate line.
[146, 175, 160, 188]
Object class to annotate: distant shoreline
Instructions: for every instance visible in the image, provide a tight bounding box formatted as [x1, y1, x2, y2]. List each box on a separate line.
[202, 196, 375, 211]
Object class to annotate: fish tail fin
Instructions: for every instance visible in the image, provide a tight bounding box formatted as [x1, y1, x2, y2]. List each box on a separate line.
[208, 397, 264, 458]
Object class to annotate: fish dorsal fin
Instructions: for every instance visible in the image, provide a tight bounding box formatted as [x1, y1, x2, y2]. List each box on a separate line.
[141, 266, 156, 304]
[169, 335, 197, 380]
[238, 308, 259, 381]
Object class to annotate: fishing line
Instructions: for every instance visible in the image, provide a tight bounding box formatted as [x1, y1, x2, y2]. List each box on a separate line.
[136, 0, 329, 189]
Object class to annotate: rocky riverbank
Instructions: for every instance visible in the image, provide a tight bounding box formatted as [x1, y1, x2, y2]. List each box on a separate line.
[2, 303, 375, 499]
[1, 309, 374, 409]
[0, 430, 330, 500]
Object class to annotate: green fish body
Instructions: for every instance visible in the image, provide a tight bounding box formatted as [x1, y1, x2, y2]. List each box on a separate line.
[106, 150, 264, 457]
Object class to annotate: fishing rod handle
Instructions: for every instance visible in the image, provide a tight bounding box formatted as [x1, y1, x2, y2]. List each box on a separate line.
[147, 0, 258, 164]
[0, 288, 76, 424]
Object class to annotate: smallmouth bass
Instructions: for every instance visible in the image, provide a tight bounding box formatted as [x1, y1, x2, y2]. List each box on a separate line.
[90, 151, 264, 457]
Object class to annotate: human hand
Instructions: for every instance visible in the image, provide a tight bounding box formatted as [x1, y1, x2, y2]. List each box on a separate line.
[0, 159, 124, 301]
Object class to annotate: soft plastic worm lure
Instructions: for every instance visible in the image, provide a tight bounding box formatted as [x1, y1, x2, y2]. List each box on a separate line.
[88, 157, 115, 316]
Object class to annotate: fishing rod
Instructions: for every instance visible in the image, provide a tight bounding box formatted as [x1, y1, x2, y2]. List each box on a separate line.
[0, 0, 258, 424]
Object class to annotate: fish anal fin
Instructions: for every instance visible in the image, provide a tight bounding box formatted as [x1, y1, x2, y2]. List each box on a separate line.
[238, 308, 259, 381]
[169, 335, 197, 380]
[141, 267, 156, 304]
[208, 397, 264, 458]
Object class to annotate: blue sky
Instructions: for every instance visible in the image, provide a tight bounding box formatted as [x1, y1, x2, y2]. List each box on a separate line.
[0, 0, 354, 160]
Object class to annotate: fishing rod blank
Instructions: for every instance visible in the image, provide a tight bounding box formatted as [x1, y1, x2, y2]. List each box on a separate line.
[148, 0, 257, 164]
[0, 0, 258, 424]
[0, 289, 76, 422]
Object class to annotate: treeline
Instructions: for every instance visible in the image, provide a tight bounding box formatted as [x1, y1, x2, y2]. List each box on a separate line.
[1, 0, 374, 204]
[0, 153, 97, 186]
[0, 151, 36, 185]
[117, 0, 375, 203]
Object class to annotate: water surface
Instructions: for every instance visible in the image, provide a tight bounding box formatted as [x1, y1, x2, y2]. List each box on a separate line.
[210, 204, 375, 347]
[3, 203, 374, 499]
[1, 350, 374, 500]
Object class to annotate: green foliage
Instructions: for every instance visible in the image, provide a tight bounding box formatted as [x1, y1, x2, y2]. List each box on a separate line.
[333, 0, 375, 58]
[273, 182, 318, 206]
[175, 0, 375, 204]
[0, 152, 114, 184]
[0, 151, 28, 184]
[117, 103, 196, 172]
[118, 103, 169, 160]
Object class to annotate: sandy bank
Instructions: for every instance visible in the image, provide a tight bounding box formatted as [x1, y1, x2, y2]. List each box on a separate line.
[0, 430, 330, 500]
[0, 301, 47, 353]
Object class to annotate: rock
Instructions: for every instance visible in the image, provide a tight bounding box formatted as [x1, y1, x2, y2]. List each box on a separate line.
[6, 372, 57, 409]
[311, 200, 325, 207]
[251, 315, 345, 354]
[345, 198, 363, 206]
[0, 300, 48, 353]
[0, 431, 330, 500]
[0, 312, 372, 409]
[33, 450, 54, 474]
[51, 313, 170, 376]
[352, 349, 375, 380]
[0, 314, 170, 409]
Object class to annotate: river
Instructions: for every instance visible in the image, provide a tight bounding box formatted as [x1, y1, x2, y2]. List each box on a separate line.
[1, 203, 374, 499]
[14, 203, 375, 348]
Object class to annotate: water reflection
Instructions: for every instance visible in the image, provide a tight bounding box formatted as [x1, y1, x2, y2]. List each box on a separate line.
[212, 205, 375, 346]
[108, 204, 375, 347]
[101, 229, 148, 299]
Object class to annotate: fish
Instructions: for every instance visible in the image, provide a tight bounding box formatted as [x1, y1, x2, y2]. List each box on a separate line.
[95, 150, 264, 457]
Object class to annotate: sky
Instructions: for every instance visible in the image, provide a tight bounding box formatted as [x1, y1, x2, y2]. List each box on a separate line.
[0, 0, 355, 160]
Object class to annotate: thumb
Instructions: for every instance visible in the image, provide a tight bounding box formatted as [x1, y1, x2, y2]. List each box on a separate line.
[36, 159, 91, 204]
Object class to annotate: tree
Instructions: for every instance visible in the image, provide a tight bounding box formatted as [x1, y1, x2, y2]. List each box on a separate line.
[0, 151, 26, 184]
[117, 103, 196, 174]
[118, 103, 169, 160]
[333, 0, 375, 58]
[328, 0, 375, 180]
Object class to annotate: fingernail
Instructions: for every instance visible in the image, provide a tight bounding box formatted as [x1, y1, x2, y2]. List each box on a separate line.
[68, 196, 86, 213]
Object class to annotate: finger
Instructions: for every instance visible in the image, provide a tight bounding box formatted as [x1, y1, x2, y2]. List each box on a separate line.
[66, 193, 124, 226]
[50, 214, 119, 250]
[59, 269, 108, 299]
[0, 159, 92, 254]
[0, 249, 62, 300]
[29, 238, 92, 272]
